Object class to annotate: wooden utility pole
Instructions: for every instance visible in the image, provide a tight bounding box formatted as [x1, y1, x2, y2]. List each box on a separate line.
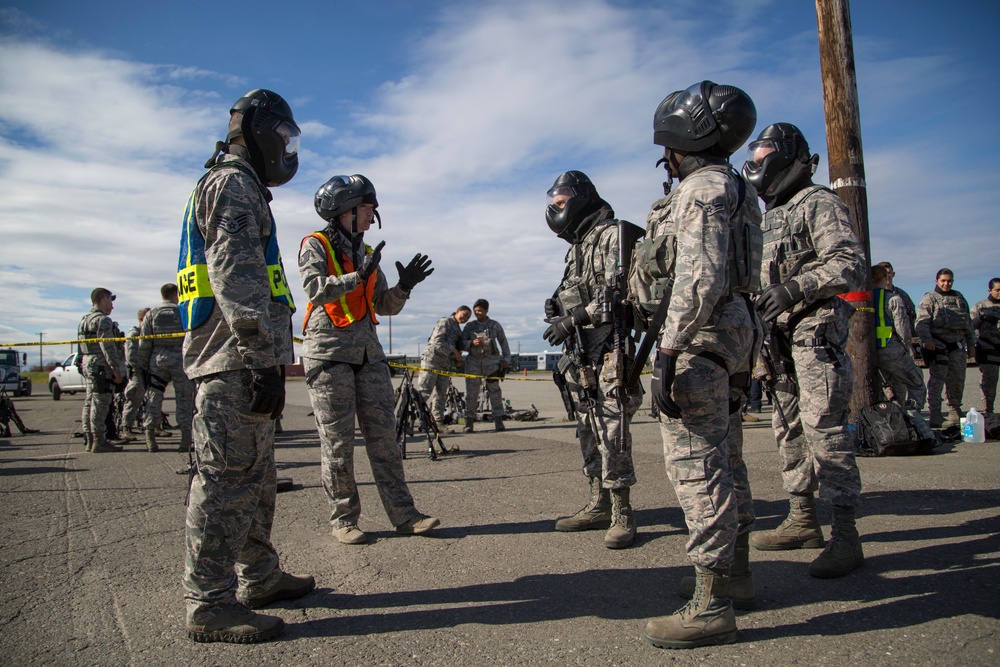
[816, 0, 877, 421]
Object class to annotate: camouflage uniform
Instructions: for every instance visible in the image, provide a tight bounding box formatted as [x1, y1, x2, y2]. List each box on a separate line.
[971, 297, 1000, 412]
[78, 307, 126, 439]
[181, 152, 296, 624]
[875, 288, 926, 409]
[551, 210, 640, 488]
[461, 317, 511, 422]
[637, 159, 760, 568]
[915, 289, 974, 417]
[121, 324, 145, 430]
[298, 228, 422, 529]
[414, 315, 463, 423]
[760, 185, 865, 510]
[138, 301, 194, 433]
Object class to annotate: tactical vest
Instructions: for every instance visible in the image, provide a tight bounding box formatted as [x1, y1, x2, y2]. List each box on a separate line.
[554, 219, 615, 314]
[629, 165, 759, 318]
[146, 304, 184, 348]
[176, 161, 295, 330]
[77, 310, 105, 356]
[761, 184, 830, 287]
[301, 231, 378, 331]
[874, 288, 893, 348]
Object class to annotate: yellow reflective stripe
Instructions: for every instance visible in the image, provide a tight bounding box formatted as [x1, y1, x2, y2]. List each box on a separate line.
[268, 261, 292, 299]
[875, 289, 892, 347]
[311, 232, 358, 324]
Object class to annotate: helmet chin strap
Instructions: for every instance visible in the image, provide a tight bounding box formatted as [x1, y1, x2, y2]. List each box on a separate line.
[656, 151, 675, 195]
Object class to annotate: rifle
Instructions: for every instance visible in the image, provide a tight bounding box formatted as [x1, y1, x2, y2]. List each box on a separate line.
[394, 369, 457, 460]
[602, 220, 645, 451]
[551, 366, 577, 420]
[755, 320, 792, 432]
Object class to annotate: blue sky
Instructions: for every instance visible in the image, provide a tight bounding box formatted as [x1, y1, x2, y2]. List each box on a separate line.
[1, 0, 997, 364]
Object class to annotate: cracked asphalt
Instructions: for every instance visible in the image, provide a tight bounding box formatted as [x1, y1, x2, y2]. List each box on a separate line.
[1, 371, 997, 666]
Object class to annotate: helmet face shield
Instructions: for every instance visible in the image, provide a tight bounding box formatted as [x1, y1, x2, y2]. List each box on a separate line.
[276, 121, 300, 157]
[746, 139, 780, 167]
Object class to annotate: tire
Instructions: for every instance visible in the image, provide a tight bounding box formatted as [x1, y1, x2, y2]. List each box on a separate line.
[50, 380, 61, 401]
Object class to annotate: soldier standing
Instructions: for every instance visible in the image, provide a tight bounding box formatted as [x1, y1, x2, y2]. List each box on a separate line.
[878, 261, 917, 340]
[741, 123, 866, 580]
[178, 89, 314, 643]
[461, 299, 510, 432]
[77, 288, 126, 453]
[414, 306, 471, 427]
[916, 269, 976, 427]
[637, 81, 761, 649]
[122, 307, 150, 439]
[138, 284, 195, 452]
[299, 174, 438, 547]
[972, 278, 1000, 413]
[541, 170, 642, 549]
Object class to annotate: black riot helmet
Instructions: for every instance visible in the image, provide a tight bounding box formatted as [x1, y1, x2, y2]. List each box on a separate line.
[741, 122, 818, 194]
[314, 174, 381, 234]
[653, 81, 757, 157]
[545, 170, 609, 243]
[228, 89, 300, 187]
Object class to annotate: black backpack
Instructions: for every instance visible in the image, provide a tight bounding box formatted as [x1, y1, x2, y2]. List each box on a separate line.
[858, 401, 932, 456]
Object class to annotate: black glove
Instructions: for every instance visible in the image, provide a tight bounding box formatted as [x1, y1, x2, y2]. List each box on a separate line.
[357, 240, 385, 281]
[396, 253, 434, 291]
[249, 367, 285, 420]
[544, 298, 560, 319]
[543, 309, 592, 346]
[982, 311, 1000, 325]
[756, 280, 805, 322]
[651, 351, 681, 419]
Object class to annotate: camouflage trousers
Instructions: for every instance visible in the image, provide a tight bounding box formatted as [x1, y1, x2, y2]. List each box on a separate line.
[926, 346, 968, 411]
[414, 360, 453, 424]
[772, 321, 861, 509]
[81, 367, 113, 437]
[305, 358, 419, 528]
[562, 362, 640, 488]
[877, 338, 927, 409]
[183, 370, 282, 622]
[658, 354, 744, 570]
[144, 354, 195, 433]
[981, 364, 998, 412]
[121, 368, 144, 429]
[464, 355, 504, 421]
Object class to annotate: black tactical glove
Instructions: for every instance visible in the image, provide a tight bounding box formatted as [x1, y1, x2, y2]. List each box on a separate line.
[357, 240, 386, 281]
[982, 311, 1000, 325]
[544, 298, 560, 319]
[651, 351, 681, 419]
[543, 309, 592, 346]
[396, 253, 434, 291]
[249, 367, 285, 420]
[756, 280, 805, 322]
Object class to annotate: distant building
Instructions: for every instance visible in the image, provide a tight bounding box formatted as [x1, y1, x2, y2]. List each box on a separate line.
[518, 351, 563, 371]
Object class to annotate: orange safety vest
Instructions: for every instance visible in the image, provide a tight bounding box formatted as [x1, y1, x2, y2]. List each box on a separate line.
[301, 232, 379, 331]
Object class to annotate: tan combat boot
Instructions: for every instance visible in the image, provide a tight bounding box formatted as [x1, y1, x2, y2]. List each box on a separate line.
[942, 406, 962, 428]
[493, 417, 506, 432]
[750, 494, 825, 550]
[145, 429, 159, 453]
[187, 602, 284, 644]
[644, 566, 737, 649]
[554, 476, 612, 531]
[91, 435, 123, 453]
[178, 430, 192, 453]
[604, 487, 636, 549]
[83, 433, 93, 453]
[680, 532, 755, 610]
[928, 404, 943, 428]
[808, 505, 864, 578]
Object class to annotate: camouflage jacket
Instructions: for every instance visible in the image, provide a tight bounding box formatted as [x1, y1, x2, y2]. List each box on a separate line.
[78, 307, 125, 375]
[972, 298, 1000, 348]
[298, 229, 408, 365]
[182, 153, 294, 379]
[461, 317, 510, 363]
[422, 315, 463, 368]
[760, 185, 866, 332]
[894, 286, 917, 332]
[124, 325, 141, 367]
[138, 300, 184, 369]
[639, 162, 758, 371]
[916, 289, 974, 347]
[886, 291, 913, 350]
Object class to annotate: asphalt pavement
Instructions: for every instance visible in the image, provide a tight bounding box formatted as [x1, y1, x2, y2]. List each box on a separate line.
[1, 370, 997, 666]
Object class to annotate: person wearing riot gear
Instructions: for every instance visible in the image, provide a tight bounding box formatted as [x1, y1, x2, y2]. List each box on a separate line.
[635, 81, 762, 649]
[180, 89, 313, 644]
[741, 123, 867, 583]
[972, 278, 1000, 414]
[543, 170, 643, 549]
[299, 174, 438, 547]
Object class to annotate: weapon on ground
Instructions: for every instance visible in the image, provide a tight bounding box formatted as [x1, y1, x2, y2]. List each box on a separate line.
[0, 387, 40, 437]
[394, 369, 457, 461]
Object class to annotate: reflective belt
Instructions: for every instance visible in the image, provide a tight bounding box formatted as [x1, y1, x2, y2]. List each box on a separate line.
[874, 288, 892, 348]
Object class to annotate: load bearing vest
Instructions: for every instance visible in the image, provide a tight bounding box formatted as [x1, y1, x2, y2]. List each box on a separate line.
[176, 163, 295, 330]
[874, 287, 893, 348]
[302, 231, 378, 331]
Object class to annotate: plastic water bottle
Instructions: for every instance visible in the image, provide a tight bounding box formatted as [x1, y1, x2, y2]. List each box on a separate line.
[962, 407, 986, 443]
